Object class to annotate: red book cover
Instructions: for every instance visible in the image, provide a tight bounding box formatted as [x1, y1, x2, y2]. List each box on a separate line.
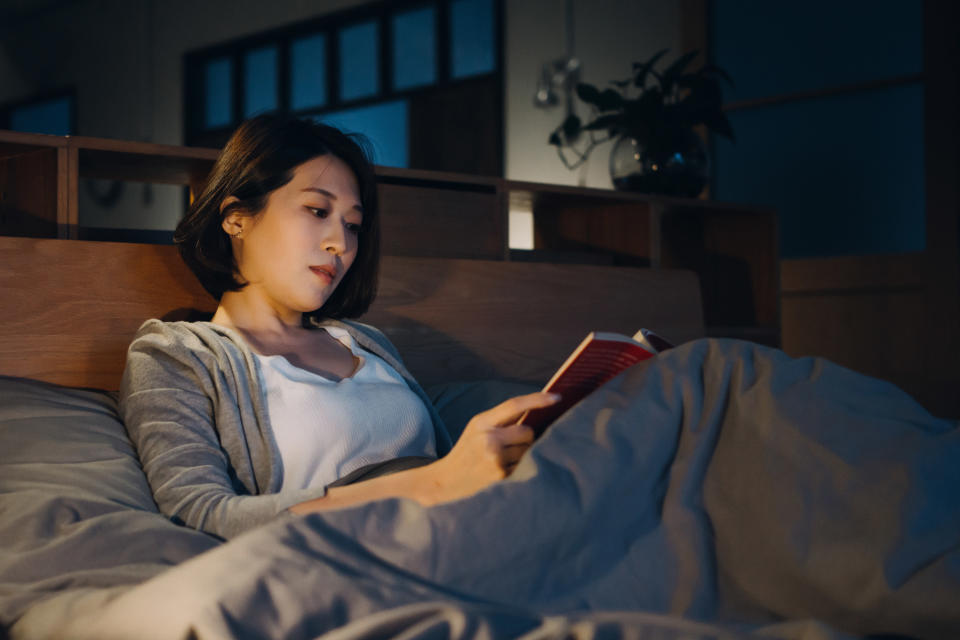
[521, 331, 661, 437]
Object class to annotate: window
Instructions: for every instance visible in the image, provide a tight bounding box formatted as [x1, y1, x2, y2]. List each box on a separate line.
[450, 0, 495, 79]
[184, 0, 502, 175]
[243, 45, 279, 117]
[392, 6, 437, 90]
[319, 101, 409, 168]
[710, 0, 924, 258]
[338, 20, 380, 101]
[203, 57, 233, 129]
[1, 91, 75, 136]
[291, 33, 328, 110]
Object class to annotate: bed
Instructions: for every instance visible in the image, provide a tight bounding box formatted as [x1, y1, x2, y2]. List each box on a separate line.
[1, 236, 958, 640]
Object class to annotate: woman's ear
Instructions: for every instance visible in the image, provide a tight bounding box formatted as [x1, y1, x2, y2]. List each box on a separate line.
[220, 197, 245, 238]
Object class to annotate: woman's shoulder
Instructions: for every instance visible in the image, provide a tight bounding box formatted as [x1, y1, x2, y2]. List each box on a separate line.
[133, 318, 237, 342]
[122, 320, 253, 396]
[127, 319, 251, 363]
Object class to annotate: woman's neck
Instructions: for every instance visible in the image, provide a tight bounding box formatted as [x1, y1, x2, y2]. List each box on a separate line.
[211, 290, 303, 341]
[211, 292, 349, 364]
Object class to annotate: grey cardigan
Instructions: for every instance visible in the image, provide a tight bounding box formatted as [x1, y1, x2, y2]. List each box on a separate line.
[119, 318, 452, 540]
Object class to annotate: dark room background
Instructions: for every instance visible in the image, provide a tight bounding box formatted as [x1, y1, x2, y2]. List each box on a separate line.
[1, 0, 957, 414]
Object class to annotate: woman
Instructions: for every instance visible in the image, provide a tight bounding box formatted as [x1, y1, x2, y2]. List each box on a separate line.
[116, 116, 960, 639]
[120, 114, 561, 540]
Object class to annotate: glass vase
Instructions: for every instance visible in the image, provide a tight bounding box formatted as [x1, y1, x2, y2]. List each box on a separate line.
[609, 129, 709, 198]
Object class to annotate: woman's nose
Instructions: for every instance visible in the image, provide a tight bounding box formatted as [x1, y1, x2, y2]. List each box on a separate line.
[323, 221, 346, 255]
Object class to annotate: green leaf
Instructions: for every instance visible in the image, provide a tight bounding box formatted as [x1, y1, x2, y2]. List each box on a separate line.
[562, 114, 582, 139]
[672, 80, 726, 132]
[662, 50, 700, 81]
[687, 76, 723, 106]
[556, 47, 736, 153]
[596, 88, 624, 111]
[718, 113, 736, 141]
[675, 73, 700, 90]
[703, 111, 735, 140]
[699, 64, 735, 87]
[632, 48, 669, 89]
[659, 50, 700, 94]
[575, 83, 603, 107]
[632, 49, 669, 72]
[581, 114, 622, 131]
[634, 88, 663, 119]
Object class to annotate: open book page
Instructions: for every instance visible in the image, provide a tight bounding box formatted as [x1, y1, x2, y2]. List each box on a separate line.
[634, 328, 674, 354]
[521, 331, 657, 437]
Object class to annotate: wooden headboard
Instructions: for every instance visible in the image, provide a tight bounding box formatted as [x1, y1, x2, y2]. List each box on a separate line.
[0, 237, 704, 390]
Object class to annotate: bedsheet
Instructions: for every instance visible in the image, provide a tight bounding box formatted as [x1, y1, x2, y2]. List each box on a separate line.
[9, 338, 960, 639]
[0, 377, 220, 626]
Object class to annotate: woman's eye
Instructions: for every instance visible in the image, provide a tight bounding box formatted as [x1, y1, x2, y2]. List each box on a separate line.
[307, 207, 328, 218]
[346, 223, 362, 234]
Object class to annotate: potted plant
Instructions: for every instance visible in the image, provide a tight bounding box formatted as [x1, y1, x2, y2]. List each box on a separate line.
[548, 49, 735, 197]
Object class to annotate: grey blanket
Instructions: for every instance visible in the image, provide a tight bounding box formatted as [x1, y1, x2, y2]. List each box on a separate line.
[9, 339, 960, 639]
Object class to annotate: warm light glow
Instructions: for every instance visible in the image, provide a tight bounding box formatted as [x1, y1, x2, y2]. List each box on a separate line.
[508, 199, 535, 250]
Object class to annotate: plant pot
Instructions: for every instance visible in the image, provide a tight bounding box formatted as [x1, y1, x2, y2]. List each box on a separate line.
[609, 129, 709, 198]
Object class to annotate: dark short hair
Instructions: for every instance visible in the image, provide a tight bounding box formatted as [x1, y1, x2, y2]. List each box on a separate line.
[174, 113, 380, 320]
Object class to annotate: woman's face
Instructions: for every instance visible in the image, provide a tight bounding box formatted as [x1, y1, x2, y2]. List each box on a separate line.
[225, 154, 364, 321]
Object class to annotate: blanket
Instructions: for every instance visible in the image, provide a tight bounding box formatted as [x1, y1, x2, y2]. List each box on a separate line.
[9, 339, 960, 639]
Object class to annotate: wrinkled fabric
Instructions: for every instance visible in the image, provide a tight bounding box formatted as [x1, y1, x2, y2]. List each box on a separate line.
[0, 377, 219, 625]
[14, 339, 959, 640]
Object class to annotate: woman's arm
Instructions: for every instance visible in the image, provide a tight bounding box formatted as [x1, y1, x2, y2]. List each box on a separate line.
[289, 392, 560, 514]
[121, 322, 326, 539]
[124, 321, 560, 532]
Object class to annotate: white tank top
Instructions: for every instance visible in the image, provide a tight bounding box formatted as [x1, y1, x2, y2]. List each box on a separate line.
[254, 326, 436, 492]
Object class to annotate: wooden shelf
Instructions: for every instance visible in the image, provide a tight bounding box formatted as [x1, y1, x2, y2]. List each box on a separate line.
[0, 128, 780, 346]
[0, 131, 68, 238]
[73, 136, 219, 187]
[504, 179, 780, 346]
[0, 130, 66, 158]
[0, 131, 222, 240]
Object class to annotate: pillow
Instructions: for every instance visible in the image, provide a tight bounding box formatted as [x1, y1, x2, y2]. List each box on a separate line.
[0, 376, 218, 625]
[428, 379, 541, 442]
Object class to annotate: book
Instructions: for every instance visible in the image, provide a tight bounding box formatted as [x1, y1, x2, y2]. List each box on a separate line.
[521, 328, 673, 438]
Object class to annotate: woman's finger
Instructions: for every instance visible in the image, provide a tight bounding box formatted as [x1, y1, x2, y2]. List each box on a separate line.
[479, 392, 561, 428]
[499, 443, 529, 466]
[496, 422, 534, 446]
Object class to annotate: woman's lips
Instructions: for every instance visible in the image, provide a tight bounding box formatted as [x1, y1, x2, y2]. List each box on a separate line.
[310, 266, 336, 282]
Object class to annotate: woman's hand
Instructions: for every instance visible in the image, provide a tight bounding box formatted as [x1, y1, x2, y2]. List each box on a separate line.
[415, 392, 561, 506]
[289, 392, 560, 515]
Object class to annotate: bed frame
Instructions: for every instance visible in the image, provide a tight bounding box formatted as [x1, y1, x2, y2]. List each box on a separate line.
[0, 236, 704, 390]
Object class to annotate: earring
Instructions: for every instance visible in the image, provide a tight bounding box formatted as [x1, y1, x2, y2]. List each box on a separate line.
[231, 231, 242, 239]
